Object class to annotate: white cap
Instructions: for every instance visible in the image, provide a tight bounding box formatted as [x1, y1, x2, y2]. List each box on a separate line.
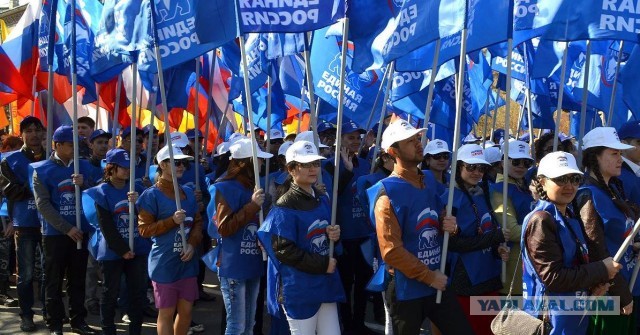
[537, 151, 583, 178]
[228, 132, 245, 144]
[156, 145, 194, 163]
[457, 144, 489, 165]
[169, 132, 189, 148]
[265, 129, 284, 140]
[295, 131, 328, 148]
[381, 119, 426, 150]
[285, 141, 326, 164]
[213, 142, 230, 157]
[483, 140, 497, 148]
[229, 138, 273, 160]
[484, 146, 502, 164]
[582, 127, 633, 150]
[503, 140, 532, 160]
[278, 141, 294, 156]
[462, 133, 482, 144]
[423, 139, 450, 156]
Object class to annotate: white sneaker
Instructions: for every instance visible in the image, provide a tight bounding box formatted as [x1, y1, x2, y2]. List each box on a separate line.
[121, 314, 131, 323]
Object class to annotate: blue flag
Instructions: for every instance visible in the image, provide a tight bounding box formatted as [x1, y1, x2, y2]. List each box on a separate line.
[512, 0, 563, 46]
[621, 45, 640, 120]
[278, 54, 305, 98]
[263, 33, 305, 59]
[219, 37, 269, 102]
[390, 60, 456, 102]
[238, 0, 345, 33]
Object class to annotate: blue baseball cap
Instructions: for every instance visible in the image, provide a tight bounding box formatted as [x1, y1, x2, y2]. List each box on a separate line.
[186, 128, 203, 139]
[104, 148, 130, 168]
[493, 129, 505, 142]
[120, 127, 142, 139]
[317, 121, 336, 133]
[371, 122, 387, 136]
[89, 129, 112, 142]
[52, 125, 76, 143]
[618, 121, 640, 140]
[142, 125, 159, 135]
[341, 120, 365, 135]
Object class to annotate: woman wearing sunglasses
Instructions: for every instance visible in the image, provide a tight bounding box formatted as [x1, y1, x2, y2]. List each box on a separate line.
[444, 144, 508, 335]
[574, 127, 639, 334]
[523, 151, 620, 335]
[421, 139, 451, 196]
[136, 145, 203, 335]
[490, 140, 536, 296]
[258, 141, 344, 335]
[209, 138, 272, 335]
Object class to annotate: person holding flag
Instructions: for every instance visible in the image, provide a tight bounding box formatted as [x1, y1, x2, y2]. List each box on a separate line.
[368, 119, 472, 335]
[137, 145, 203, 335]
[258, 140, 344, 335]
[523, 151, 621, 335]
[77, 117, 95, 160]
[574, 127, 638, 334]
[118, 127, 151, 188]
[31, 125, 101, 335]
[209, 138, 271, 335]
[0, 116, 46, 332]
[82, 148, 149, 335]
[421, 139, 451, 196]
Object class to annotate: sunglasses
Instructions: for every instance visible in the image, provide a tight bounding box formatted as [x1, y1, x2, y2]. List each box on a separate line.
[269, 139, 284, 145]
[464, 164, 488, 173]
[298, 161, 321, 169]
[174, 160, 187, 167]
[510, 158, 533, 168]
[549, 174, 583, 186]
[431, 152, 450, 161]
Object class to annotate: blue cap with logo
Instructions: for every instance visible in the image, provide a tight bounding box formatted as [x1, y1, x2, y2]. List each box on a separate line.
[89, 129, 112, 142]
[104, 148, 130, 168]
[142, 125, 159, 135]
[52, 125, 76, 143]
[317, 121, 336, 133]
[186, 128, 203, 139]
[618, 121, 640, 140]
[121, 127, 142, 139]
[341, 120, 365, 135]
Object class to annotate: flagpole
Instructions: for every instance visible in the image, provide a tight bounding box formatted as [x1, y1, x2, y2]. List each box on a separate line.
[489, 88, 498, 143]
[194, 58, 201, 193]
[303, 31, 323, 184]
[95, 83, 101, 129]
[523, 43, 535, 156]
[264, 77, 272, 194]
[128, 63, 138, 250]
[137, 82, 144, 128]
[369, 62, 394, 174]
[437, 28, 468, 304]
[577, 40, 592, 167]
[422, 39, 442, 147]
[217, 104, 230, 143]
[46, 66, 54, 157]
[30, 73, 37, 117]
[150, 0, 187, 249]
[499, 38, 514, 286]
[239, 34, 268, 261]
[482, 86, 490, 147]
[111, 75, 122, 149]
[203, 52, 216, 158]
[297, 86, 305, 134]
[145, 87, 157, 178]
[329, 18, 349, 258]
[70, 0, 82, 250]
[607, 40, 624, 126]
[553, 46, 569, 151]
[357, 70, 386, 155]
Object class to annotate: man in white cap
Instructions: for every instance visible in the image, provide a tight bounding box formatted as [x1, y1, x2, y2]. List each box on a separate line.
[368, 119, 472, 335]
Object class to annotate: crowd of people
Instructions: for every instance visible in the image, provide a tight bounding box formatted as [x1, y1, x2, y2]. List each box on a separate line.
[0, 113, 639, 335]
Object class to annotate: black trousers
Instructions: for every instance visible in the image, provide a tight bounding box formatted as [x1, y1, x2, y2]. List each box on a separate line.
[43, 235, 88, 330]
[337, 238, 373, 332]
[385, 276, 474, 335]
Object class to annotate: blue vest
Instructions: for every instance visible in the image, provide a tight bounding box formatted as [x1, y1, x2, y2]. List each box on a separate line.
[521, 200, 590, 335]
[356, 171, 387, 223]
[209, 179, 264, 280]
[422, 170, 449, 197]
[258, 197, 346, 319]
[445, 187, 501, 286]
[619, 164, 640, 205]
[29, 159, 99, 236]
[368, 173, 443, 300]
[578, 184, 638, 294]
[3, 150, 39, 228]
[178, 163, 208, 192]
[490, 181, 536, 224]
[336, 157, 372, 239]
[83, 183, 151, 261]
[136, 185, 199, 283]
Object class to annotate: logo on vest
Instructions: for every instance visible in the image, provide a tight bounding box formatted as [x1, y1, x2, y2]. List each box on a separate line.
[307, 219, 329, 255]
[241, 223, 260, 256]
[114, 200, 137, 239]
[416, 208, 441, 266]
[480, 212, 493, 254]
[173, 218, 192, 253]
[58, 179, 77, 216]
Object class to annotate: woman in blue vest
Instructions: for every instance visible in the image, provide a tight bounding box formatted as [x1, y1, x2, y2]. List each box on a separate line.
[210, 138, 271, 335]
[421, 139, 451, 196]
[83, 148, 150, 335]
[523, 151, 620, 334]
[574, 127, 639, 334]
[444, 144, 508, 335]
[137, 145, 202, 335]
[490, 140, 536, 296]
[258, 140, 344, 335]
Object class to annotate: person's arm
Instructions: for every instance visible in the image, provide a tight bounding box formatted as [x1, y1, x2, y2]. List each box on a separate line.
[0, 159, 33, 202]
[215, 192, 260, 238]
[272, 235, 329, 274]
[449, 227, 505, 253]
[491, 190, 520, 242]
[187, 211, 203, 247]
[96, 204, 130, 256]
[576, 192, 633, 307]
[525, 211, 609, 292]
[324, 162, 354, 195]
[32, 171, 75, 234]
[137, 208, 178, 238]
[375, 194, 435, 285]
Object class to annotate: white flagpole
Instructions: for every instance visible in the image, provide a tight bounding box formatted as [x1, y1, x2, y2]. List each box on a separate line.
[70, 0, 82, 250]
[264, 77, 272, 194]
[329, 18, 349, 258]
[128, 64, 138, 250]
[369, 62, 394, 174]
[482, 86, 490, 147]
[489, 88, 498, 143]
[553, 46, 569, 151]
[422, 39, 442, 147]
[303, 32, 323, 184]
[111, 76, 123, 149]
[523, 43, 535, 155]
[145, 75, 158, 178]
[500, 37, 514, 285]
[437, 28, 468, 304]
[607, 40, 624, 127]
[357, 71, 386, 155]
[30, 73, 37, 117]
[46, 66, 54, 157]
[577, 40, 592, 167]
[194, 58, 201, 193]
[203, 52, 216, 159]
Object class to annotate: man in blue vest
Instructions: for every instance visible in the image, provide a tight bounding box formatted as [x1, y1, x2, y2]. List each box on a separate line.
[118, 127, 150, 188]
[31, 125, 101, 335]
[371, 119, 472, 335]
[0, 116, 46, 332]
[617, 121, 640, 205]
